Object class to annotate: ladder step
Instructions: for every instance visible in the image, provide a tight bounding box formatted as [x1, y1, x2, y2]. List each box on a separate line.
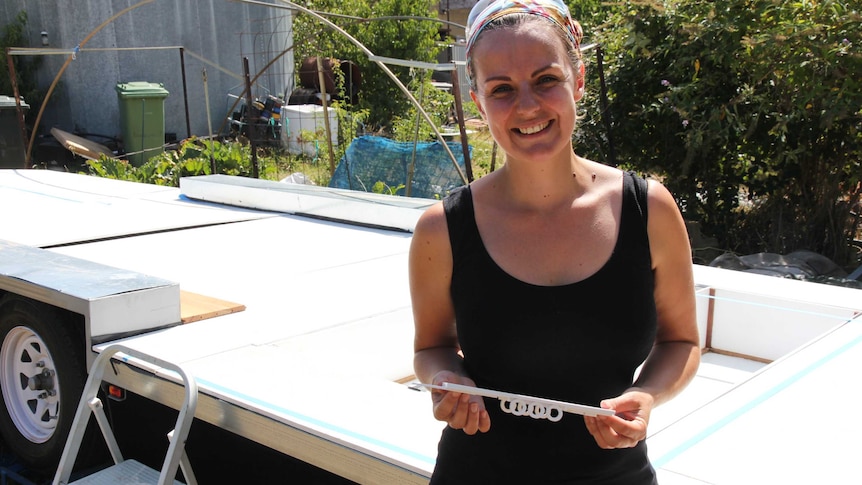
[54, 345, 198, 485]
[69, 459, 185, 485]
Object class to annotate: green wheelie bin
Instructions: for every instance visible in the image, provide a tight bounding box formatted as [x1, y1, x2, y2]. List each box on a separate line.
[116, 82, 169, 166]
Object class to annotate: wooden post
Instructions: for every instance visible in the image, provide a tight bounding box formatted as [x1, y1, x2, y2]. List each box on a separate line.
[202, 68, 216, 174]
[596, 45, 616, 167]
[490, 141, 498, 173]
[406, 74, 426, 197]
[6, 49, 29, 168]
[179, 48, 192, 140]
[316, 57, 336, 176]
[243, 57, 259, 179]
[450, 64, 473, 182]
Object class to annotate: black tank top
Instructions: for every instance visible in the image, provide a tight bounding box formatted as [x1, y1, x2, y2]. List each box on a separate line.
[432, 171, 658, 484]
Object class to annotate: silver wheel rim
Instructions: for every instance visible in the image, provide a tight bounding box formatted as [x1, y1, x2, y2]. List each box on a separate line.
[0, 326, 60, 443]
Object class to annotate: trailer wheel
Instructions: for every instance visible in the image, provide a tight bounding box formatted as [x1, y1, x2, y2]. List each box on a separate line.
[0, 295, 87, 469]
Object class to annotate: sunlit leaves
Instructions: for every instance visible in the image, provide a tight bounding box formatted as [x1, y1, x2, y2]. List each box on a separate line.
[578, 0, 861, 266]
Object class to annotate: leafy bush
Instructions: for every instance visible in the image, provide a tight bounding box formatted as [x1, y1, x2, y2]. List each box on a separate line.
[579, 0, 862, 269]
[390, 76, 455, 142]
[292, 0, 443, 131]
[85, 138, 278, 186]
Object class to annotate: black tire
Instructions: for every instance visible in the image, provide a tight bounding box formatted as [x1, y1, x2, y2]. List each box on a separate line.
[0, 295, 88, 470]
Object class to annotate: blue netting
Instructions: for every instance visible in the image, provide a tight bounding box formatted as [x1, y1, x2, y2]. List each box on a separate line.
[328, 135, 469, 199]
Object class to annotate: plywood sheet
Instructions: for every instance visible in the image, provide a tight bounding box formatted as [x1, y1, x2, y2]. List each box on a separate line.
[51, 127, 118, 161]
[180, 290, 245, 323]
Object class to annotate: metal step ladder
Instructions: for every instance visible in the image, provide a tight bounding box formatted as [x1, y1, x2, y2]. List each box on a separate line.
[52, 344, 198, 485]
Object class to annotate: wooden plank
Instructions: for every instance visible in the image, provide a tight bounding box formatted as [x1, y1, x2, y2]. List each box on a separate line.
[705, 347, 772, 364]
[705, 287, 715, 350]
[51, 127, 118, 161]
[180, 290, 245, 323]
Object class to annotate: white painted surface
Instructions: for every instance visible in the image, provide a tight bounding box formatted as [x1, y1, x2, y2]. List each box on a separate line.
[650, 317, 862, 484]
[3, 170, 862, 483]
[180, 174, 434, 233]
[0, 239, 180, 340]
[0, 170, 270, 247]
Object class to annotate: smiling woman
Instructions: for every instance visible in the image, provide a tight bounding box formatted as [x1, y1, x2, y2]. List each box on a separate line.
[409, 1, 701, 483]
[467, 24, 583, 167]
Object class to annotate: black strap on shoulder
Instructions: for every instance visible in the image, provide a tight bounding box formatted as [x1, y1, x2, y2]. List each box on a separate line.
[627, 170, 649, 224]
[442, 185, 472, 258]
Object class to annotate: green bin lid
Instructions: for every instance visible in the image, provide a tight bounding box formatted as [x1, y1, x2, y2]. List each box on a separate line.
[115, 81, 169, 98]
[0, 95, 29, 109]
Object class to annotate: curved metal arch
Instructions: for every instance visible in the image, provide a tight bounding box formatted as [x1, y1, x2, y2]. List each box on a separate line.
[310, 12, 466, 33]
[237, 0, 468, 184]
[24, 0, 157, 163]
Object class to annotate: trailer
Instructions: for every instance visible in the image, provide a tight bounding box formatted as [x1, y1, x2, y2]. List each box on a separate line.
[1, 168, 861, 484]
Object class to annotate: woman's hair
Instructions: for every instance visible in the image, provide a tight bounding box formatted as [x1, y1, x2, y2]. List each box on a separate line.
[465, 13, 582, 92]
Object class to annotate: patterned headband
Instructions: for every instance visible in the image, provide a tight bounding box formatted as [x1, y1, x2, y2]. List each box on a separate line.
[465, 0, 584, 61]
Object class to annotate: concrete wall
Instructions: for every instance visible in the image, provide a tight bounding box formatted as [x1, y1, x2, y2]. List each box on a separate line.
[1, 0, 294, 153]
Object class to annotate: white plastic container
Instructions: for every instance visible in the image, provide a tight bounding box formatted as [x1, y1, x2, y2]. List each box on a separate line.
[281, 104, 338, 158]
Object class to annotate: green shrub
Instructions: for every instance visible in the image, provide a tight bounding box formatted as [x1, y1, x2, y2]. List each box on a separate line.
[84, 138, 278, 186]
[579, 0, 862, 269]
[292, 0, 443, 131]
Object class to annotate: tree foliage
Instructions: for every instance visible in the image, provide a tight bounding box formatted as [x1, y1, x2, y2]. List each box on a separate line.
[578, 0, 862, 269]
[292, 0, 443, 130]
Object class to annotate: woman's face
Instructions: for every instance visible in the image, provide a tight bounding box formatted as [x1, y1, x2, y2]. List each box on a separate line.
[469, 22, 584, 165]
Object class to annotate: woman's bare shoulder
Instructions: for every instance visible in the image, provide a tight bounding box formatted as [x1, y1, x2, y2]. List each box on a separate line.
[411, 200, 451, 261]
[644, 178, 682, 217]
[414, 200, 447, 235]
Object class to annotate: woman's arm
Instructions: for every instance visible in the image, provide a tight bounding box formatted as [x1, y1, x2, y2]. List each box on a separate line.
[584, 179, 700, 449]
[410, 202, 491, 434]
[635, 178, 701, 403]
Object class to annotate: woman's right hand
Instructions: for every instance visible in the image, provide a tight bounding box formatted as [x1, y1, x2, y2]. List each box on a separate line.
[429, 371, 491, 435]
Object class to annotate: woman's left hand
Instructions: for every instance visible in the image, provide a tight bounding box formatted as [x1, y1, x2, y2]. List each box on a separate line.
[583, 389, 653, 449]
